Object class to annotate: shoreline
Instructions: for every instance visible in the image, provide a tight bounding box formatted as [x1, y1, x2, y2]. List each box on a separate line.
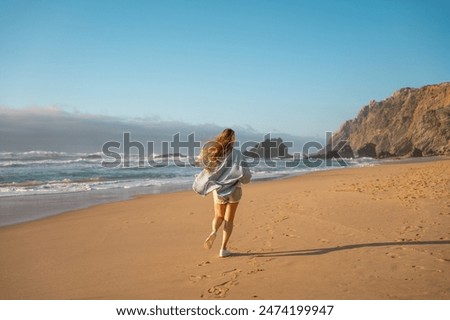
[0, 157, 363, 227]
[0, 157, 448, 299]
[0, 182, 193, 228]
[0, 156, 445, 228]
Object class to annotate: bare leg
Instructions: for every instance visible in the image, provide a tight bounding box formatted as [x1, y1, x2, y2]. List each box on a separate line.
[204, 202, 226, 249]
[212, 202, 226, 232]
[221, 202, 239, 251]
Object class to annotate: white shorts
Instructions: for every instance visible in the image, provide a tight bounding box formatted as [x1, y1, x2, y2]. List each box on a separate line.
[212, 187, 242, 204]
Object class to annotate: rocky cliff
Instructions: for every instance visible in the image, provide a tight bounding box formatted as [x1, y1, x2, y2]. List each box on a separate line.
[332, 82, 450, 158]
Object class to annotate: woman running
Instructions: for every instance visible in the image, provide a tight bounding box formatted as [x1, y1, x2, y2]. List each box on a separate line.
[193, 128, 252, 257]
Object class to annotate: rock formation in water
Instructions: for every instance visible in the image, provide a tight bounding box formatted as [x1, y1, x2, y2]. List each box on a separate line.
[243, 137, 293, 159]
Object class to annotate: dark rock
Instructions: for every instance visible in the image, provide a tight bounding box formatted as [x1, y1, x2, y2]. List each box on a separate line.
[310, 141, 354, 159]
[244, 138, 293, 159]
[357, 143, 377, 158]
[378, 151, 395, 159]
[409, 148, 423, 157]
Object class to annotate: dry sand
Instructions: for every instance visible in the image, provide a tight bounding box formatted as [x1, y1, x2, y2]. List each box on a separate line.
[0, 158, 449, 299]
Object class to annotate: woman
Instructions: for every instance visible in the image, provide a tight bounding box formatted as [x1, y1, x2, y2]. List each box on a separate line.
[193, 128, 252, 257]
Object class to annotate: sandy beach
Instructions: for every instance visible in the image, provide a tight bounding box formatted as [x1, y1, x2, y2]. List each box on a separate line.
[0, 158, 449, 300]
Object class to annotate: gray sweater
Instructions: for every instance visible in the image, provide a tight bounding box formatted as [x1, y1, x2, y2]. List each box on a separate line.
[192, 148, 252, 196]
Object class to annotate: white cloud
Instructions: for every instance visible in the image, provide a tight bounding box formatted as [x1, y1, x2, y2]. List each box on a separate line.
[0, 106, 316, 153]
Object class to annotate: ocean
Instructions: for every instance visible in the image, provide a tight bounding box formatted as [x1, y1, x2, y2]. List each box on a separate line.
[0, 150, 378, 226]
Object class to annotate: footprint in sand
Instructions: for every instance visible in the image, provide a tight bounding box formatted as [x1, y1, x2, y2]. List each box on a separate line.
[282, 233, 296, 238]
[197, 260, 211, 267]
[412, 265, 431, 272]
[274, 216, 290, 223]
[206, 269, 242, 298]
[207, 281, 232, 298]
[189, 274, 210, 283]
[222, 268, 241, 279]
[385, 252, 399, 259]
[246, 257, 266, 275]
[395, 238, 414, 242]
[247, 268, 265, 275]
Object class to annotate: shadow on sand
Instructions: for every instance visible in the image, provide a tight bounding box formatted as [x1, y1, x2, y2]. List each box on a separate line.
[235, 240, 450, 258]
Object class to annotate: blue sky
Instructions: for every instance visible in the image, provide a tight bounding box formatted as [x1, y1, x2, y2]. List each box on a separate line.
[1, 0, 449, 137]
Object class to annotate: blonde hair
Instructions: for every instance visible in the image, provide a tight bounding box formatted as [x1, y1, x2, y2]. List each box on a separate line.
[199, 128, 235, 172]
